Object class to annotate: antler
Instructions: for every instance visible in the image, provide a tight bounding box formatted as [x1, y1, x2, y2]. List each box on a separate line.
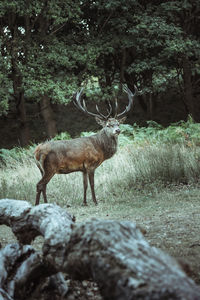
[115, 84, 138, 118]
[74, 88, 112, 120]
[74, 85, 138, 120]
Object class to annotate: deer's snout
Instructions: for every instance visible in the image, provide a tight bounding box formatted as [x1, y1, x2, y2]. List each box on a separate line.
[114, 128, 121, 135]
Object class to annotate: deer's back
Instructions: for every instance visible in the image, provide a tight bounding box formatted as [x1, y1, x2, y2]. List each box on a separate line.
[34, 137, 104, 174]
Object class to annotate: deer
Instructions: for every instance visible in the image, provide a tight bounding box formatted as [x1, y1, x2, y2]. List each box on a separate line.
[34, 84, 138, 206]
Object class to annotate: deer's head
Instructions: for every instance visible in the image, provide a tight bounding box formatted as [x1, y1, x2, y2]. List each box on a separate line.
[74, 84, 138, 137]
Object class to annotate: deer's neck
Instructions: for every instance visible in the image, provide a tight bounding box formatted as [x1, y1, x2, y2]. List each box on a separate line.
[94, 129, 118, 160]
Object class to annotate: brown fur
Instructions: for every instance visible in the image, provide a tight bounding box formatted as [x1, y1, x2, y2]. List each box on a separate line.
[35, 118, 125, 206]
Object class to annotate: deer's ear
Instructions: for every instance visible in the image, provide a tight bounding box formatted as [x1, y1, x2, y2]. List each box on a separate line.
[118, 116, 126, 124]
[95, 117, 106, 127]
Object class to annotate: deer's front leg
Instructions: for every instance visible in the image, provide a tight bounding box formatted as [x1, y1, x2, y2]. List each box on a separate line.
[82, 172, 88, 206]
[88, 170, 97, 205]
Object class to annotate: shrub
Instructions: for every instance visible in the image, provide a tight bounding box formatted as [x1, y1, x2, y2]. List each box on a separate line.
[53, 132, 71, 140]
[121, 117, 200, 146]
[0, 146, 35, 166]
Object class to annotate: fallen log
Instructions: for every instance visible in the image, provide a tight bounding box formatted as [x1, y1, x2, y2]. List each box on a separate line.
[0, 199, 73, 300]
[0, 199, 200, 300]
[0, 243, 69, 300]
[63, 219, 200, 299]
[0, 199, 74, 268]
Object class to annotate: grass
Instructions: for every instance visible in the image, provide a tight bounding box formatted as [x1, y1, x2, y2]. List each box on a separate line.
[1, 142, 200, 234]
[1, 140, 200, 209]
[1, 122, 200, 283]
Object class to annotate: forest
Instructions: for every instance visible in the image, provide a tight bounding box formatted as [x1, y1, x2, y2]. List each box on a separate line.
[0, 0, 200, 147]
[1, 1, 200, 299]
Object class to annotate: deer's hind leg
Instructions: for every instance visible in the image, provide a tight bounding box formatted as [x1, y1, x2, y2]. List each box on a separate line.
[35, 172, 54, 205]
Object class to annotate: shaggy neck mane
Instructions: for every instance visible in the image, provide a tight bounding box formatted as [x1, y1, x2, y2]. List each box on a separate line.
[93, 128, 118, 160]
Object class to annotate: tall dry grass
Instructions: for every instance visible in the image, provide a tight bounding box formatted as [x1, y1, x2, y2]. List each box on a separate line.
[1, 142, 200, 208]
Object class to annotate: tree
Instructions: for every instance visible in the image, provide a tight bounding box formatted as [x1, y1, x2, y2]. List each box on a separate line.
[0, 0, 200, 146]
[80, 0, 200, 120]
[0, 0, 83, 145]
[156, 0, 200, 120]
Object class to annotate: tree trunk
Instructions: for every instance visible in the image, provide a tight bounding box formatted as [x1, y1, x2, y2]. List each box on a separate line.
[40, 95, 57, 138]
[182, 57, 196, 121]
[146, 93, 155, 120]
[16, 92, 30, 146]
[120, 48, 126, 84]
[0, 199, 200, 300]
[11, 22, 30, 147]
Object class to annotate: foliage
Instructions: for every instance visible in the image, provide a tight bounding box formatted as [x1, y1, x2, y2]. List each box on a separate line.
[80, 131, 96, 137]
[0, 146, 35, 166]
[1, 118, 200, 167]
[0, 0, 83, 102]
[0, 54, 11, 115]
[0, 0, 199, 110]
[0, 0, 199, 147]
[53, 132, 71, 141]
[119, 117, 200, 146]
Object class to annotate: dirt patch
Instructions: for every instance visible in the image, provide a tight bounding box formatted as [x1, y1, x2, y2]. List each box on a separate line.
[136, 210, 200, 284]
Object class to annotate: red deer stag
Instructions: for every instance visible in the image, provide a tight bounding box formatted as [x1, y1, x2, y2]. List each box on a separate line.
[34, 85, 137, 205]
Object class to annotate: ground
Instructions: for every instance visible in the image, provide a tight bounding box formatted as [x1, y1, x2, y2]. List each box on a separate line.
[1, 184, 200, 299]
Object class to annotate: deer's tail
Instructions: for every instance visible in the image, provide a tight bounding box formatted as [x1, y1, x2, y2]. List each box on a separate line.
[34, 144, 46, 175]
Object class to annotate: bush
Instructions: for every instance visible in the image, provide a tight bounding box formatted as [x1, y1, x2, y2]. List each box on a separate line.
[0, 146, 35, 166]
[119, 117, 200, 146]
[80, 131, 95, 137]
[53, 132, 71, 140]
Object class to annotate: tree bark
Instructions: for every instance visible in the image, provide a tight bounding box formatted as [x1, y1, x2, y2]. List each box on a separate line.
[10, 20, 30, 147]
[0, 243, 68, 300]
[120, 48, 126, 85]
[182, 57, 196, 121]
[0, 199, 200, 300]
[15, 92, 30, 147]
[40, 95, 58, 138]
